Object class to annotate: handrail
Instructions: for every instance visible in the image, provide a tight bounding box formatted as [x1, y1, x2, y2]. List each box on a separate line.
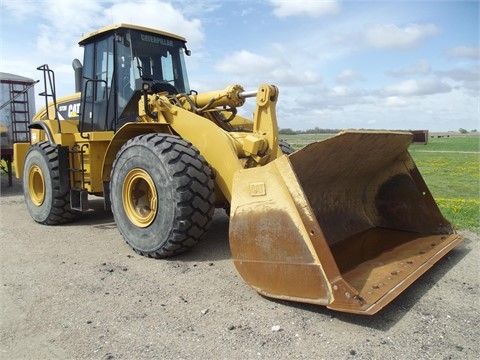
[37, 64, 61, 134]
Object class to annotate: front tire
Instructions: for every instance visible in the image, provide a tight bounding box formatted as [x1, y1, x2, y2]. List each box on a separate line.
[110, 134, 215, 258]
[23, 142, 80, 225]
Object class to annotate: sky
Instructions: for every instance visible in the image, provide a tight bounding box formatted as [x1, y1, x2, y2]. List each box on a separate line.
[0, 0, 479, 132]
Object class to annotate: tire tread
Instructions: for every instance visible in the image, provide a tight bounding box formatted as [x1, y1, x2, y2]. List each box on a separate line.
[24, 142, 80, 225]
[111, 134, 214, 258]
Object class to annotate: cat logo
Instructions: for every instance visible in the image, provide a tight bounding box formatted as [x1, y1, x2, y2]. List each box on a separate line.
[68, 103, 81, 117]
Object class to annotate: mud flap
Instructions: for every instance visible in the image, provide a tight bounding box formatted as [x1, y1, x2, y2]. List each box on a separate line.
[229, 131, 463, 315]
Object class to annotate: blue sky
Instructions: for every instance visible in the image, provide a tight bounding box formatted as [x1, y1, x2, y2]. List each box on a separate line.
[1, 0, 478, 131]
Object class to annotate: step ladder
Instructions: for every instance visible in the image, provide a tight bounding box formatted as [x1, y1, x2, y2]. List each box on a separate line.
[69, 144, 89, 211]
[9, 82, 32, 143]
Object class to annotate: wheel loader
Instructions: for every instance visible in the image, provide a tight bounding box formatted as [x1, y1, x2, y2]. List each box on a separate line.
[14, 24, 463, 315]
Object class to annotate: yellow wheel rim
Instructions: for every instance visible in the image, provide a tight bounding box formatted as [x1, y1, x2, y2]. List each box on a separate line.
[123, 169, 157, 228]
[28, 164, 45, 206]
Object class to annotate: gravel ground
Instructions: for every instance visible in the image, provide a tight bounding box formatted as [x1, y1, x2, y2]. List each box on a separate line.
[1, 173, 479, 360]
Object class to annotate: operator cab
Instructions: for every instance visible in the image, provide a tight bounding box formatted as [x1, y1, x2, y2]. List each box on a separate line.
[77, 23, 191, 132]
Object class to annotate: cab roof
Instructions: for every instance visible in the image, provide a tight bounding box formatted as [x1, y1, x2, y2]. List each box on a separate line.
[78, 23, 186, 45]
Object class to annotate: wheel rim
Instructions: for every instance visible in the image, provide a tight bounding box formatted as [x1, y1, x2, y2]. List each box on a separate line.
[28, 164, 45, 206]
[123, 169, 157, 227]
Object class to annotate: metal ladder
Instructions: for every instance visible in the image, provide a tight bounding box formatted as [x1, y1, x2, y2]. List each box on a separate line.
[36, 64, 89, 210]
[0, 80, 38, 144]
[69, 144, 89, 211]
[0, 80, 38, 186]
[9, 83, 32, 143]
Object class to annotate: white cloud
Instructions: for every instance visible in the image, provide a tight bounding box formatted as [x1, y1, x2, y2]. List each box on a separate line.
[386, 59, 431, 77]
[171, 0, 222, 17]
[381, 78, 451, 97]
[331, 85, 351, 97]
[107, 1, 204, 46]
[336, 69, 363, 84]
[215, 50, 280, 74]
[384, 96, 408, 108]
[445, 45, 480, 60]
[15, 1, 204, 61]
[297, 85, 370, 111]
[214, 50, 321, 87]
[270, 68, 321, 86]
[436, 67, 479, 83]
[436, 66, 480, 95]
[364, 23, 439, 50]
[269, 0, 340, 18]
[1, 0, 41, 20]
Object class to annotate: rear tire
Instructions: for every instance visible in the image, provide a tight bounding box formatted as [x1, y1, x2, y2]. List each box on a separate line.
[23, 142, 80, 225]
[110, 133, 215, 258]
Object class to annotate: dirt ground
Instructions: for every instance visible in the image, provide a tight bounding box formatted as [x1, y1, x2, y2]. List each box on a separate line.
[0, 173, 478, 360]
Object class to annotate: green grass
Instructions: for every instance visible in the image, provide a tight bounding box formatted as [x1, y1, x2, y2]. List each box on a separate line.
[281, 133, 480, 233]
[280, 134, 333, 151]
[418, 134, 479, 152]
[410, 135, 479, 233]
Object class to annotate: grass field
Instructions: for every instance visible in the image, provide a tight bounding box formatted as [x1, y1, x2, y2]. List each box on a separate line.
[410, 135, 479, 233]
[281, 132, 480, 234]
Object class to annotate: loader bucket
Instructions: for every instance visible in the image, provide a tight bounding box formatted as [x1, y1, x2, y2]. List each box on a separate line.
[229, 131, 463, 315]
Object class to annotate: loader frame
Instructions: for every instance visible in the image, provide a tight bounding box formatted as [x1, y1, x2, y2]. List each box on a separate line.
[13, 23, 463, 315]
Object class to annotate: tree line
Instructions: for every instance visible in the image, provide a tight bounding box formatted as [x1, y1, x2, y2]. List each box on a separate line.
[279, 127, 340, 135]
[280, 127, 478, 135]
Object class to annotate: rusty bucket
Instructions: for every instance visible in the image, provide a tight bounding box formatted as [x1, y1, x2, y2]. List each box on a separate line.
[229, 131, 462, 314]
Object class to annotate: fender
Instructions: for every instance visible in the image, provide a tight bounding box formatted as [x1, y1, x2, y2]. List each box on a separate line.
[101, 122, 173, 182]
[28, 122, 55, 147]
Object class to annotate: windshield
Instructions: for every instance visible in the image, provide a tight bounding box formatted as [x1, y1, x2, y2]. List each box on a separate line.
[117, 29, 190, 98]
[115, 28, 190, 122]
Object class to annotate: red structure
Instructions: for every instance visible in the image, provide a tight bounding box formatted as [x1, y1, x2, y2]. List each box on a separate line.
[0, 72, 37, 186]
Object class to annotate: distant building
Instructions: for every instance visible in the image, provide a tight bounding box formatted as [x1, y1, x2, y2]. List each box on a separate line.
[1, 72, 37, 186]
[0, 72, 36, 150]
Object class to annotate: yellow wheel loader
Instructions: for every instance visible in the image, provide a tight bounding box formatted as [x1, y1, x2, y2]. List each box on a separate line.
[14, 24, 463, 315]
